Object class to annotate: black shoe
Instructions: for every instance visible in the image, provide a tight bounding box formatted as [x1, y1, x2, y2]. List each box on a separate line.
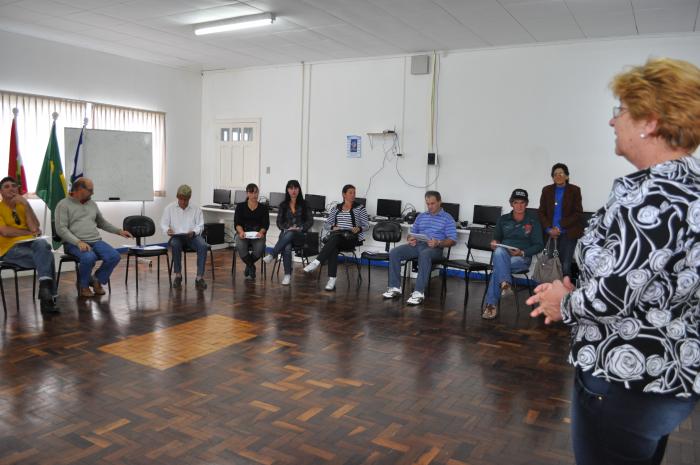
[38, 284, 53, 303]
[172, 276, 182, 289]
[40, 298, 60, 314]
[244, 264, 250, 278]
[250, 264, 256, 279]
[195, 278, 207, 290]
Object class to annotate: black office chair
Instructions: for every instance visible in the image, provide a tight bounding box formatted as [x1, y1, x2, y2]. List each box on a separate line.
[123, 216, 171, 293]
[318, 232, 362, 289]
[233, 239, 266, 279]
[361, 221, 402, 290]
[53, 221, 111, 295]
[508, 267, 535, 315]
[402, 246, 451, 298]
[441, 227, 494, 317]
[270, 231, 320, 279]
[172, 231, 216, 283]
[0, 260, 37, 316]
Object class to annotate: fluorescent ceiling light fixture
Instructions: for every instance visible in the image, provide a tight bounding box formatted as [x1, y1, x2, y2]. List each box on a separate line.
[193, 12, 275, 35]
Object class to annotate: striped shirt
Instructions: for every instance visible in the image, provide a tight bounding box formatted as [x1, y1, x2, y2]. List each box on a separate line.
[411, 209, 457, 241]
[324, 204, 369, 241]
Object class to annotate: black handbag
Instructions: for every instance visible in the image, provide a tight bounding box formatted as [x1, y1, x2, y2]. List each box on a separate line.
[533, 237, 563, 283]
[321, 229, 356, 244]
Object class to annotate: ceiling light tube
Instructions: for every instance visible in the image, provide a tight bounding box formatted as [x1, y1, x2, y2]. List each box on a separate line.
[193, 12, 275, 36]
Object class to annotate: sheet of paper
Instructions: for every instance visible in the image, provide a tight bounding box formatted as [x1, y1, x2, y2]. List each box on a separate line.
[14, 235, 50, 244]
[409, 232, 430, 242]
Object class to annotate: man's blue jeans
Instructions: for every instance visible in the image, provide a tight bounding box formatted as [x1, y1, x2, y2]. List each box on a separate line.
[169, 234, 208, 277]
[485, 247, 531, 306]
[388, 243, 444, 294]
[64, 240, 121, 288]
[270, 230, 302, 275]
[1, 239, 57, 291]
[572, 369, 697, 465]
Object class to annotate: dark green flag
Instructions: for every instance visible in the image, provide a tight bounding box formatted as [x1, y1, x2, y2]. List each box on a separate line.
[36, 118, 67, 248]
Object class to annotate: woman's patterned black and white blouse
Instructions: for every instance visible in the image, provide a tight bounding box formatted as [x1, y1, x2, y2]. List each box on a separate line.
[562, 156, 700, 398]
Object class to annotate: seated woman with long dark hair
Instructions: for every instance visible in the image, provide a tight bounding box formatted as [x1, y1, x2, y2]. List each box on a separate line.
[303, 184, 369, 291]
[262, 180, 313, 285]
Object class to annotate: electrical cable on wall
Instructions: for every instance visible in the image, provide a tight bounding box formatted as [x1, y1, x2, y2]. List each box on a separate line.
[393, 51, 441, 190]
[364, 132, 399, 197]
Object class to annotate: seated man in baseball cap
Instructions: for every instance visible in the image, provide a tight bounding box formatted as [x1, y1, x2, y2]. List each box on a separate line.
[482, 188, 543, 320]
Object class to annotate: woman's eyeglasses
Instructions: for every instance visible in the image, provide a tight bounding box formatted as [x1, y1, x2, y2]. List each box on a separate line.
[612, 106, 628, 118]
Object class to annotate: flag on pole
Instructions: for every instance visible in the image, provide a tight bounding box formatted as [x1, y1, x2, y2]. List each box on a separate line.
[70, 118, 87, 185]
[8, 108, 28, 195]
[36, 113, 68, 248]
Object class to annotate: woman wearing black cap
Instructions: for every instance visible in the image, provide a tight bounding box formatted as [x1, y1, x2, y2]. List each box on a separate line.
[482, 188, 543, 319]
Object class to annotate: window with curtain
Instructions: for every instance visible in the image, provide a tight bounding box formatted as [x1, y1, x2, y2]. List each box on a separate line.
[0, 91, 166, 196]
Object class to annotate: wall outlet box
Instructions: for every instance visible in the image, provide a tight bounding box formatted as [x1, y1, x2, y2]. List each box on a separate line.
[427, 152, 437, 165]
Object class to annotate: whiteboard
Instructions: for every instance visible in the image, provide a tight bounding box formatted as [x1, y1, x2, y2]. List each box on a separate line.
[64, 128, 153, 201]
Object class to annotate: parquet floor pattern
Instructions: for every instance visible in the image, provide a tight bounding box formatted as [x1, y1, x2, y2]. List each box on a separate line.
[0, 252, 698, 465]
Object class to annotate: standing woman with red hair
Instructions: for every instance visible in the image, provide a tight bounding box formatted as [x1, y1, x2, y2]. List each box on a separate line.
[529, 58, 700, 465]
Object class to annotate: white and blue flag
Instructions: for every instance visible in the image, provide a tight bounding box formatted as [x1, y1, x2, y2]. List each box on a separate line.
[71, 119, 87, 184]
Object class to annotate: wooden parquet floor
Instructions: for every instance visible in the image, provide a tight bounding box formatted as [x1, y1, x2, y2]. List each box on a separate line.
[0, 253, 698, 465]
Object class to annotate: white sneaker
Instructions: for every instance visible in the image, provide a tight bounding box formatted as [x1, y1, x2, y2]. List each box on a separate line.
[262, 254, 274, 264]
[325, 277, 336, 291]
[406, 291, 425, 306]
[382, 287, 402, 299]
[303, 260, 320, 273]
[281, 274, 291, 286]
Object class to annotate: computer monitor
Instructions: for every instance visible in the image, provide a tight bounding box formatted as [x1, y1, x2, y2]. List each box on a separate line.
[234, 190, 247, 204]
[354, 197, 367, 207]
[268, 192, 286, 209]
[376, 199, 402, 218]
[305, 194, 326, 213]
[473, 204, 502, 226]
[441, 202, 460, 222]
[213, 189, 231, 207]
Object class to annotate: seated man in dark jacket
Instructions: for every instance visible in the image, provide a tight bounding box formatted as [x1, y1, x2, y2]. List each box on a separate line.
[482, 188, 543, 320]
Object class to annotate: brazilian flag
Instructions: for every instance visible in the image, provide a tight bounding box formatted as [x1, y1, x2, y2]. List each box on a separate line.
[36, 115, 67, 248]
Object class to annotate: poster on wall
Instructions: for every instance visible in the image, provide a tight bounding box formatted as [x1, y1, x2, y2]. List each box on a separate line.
[346, 135, 361, 158]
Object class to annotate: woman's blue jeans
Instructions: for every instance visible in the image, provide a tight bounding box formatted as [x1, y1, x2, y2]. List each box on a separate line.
[572, 369, 697, 465]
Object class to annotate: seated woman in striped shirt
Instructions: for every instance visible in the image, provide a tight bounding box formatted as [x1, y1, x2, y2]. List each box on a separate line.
[303, 184, 369, 291]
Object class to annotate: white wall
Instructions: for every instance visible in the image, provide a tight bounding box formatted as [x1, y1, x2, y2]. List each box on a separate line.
[201, 34, 700, 221]
[0, 30, 202, 247]
[200, 64, 303, 201]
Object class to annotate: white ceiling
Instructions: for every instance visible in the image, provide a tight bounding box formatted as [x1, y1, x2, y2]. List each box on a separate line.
[0, 0, 698, 71]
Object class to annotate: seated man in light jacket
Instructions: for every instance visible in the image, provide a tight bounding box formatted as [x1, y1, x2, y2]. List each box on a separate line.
[160, 184, 207, 290]
[55, 177, 132, 298]
[0, 176, 59, 313]
[382, 191, 456, 305]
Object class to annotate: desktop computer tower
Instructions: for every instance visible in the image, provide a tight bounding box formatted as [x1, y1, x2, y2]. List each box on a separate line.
[204, 223, 225, 245]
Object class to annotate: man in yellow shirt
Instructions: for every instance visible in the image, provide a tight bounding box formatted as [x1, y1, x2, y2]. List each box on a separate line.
[0, 176, 59, 313]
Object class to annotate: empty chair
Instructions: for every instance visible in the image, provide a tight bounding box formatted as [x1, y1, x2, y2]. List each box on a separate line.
[441, 227, 494, 318]
[361, 221, 402, 290]
[123, 215, 171, 293]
